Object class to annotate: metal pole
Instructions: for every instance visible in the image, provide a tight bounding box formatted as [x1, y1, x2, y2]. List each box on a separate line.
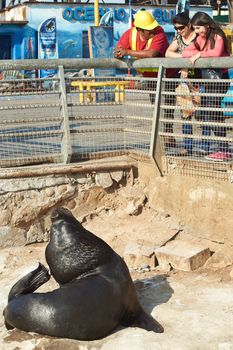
[149, 65, 164, 177]
[58, 65, 72, 164]
[94, 0, 99, 26]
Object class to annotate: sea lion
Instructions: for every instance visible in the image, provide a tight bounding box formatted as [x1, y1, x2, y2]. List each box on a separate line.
[4, 207, 163, 340]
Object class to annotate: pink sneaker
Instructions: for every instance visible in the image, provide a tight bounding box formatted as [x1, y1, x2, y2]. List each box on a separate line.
[205, 151, 233, 162]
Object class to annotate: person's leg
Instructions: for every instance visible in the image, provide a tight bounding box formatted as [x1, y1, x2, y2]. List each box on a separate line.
[163, 80, 176, 148]
[199, 93, 211, 153]
[182, 119, 193, 154]
[212, 114, 229, 152]
[201, 122, 211, 152]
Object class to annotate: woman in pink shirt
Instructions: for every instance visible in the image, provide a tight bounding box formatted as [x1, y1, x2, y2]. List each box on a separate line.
[182, 13, 229, 63]
[182, 12, 231, 161]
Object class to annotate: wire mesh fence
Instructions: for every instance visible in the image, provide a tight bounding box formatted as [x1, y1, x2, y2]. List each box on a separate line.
[0, 58, 232, 181]
[160, 76, 233, 180]
[0, 75, 63, 167]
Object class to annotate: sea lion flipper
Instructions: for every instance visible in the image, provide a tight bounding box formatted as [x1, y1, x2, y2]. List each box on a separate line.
[8, 263, 50, 302]
[130, 310, 164, 333]
[4, 319, 14, 330]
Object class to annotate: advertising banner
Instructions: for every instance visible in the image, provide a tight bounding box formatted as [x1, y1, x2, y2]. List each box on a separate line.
[38, 17, 58, 78]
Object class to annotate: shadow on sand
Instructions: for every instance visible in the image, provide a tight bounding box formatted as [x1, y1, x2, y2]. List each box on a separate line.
[134, 274, 174, 315]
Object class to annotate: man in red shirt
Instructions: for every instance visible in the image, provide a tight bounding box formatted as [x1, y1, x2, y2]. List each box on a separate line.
[114, 10, 176, 149]
[114, 10, 169, 78]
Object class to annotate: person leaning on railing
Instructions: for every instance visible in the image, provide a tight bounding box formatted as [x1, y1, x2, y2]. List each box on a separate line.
[165, 11, 202, 157]
[182, 11, 232, 162]
[114, 9, 178, 149]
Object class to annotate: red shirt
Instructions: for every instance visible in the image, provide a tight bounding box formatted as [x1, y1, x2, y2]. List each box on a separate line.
[117, 26, 169, 56]
[117, 26, 169, 77]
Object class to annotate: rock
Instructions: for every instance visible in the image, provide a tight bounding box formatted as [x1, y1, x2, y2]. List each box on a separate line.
[155, 240, 211, 271]
[95, 172, 113, 189]
[75, 173, 94, 187]
[124, 195, 146, 216]
[0, 177, 70, 194]
[123, 240, 155, 269]
[57, 184, 67, 194]
[25, 220, 46, 245]
[155, 261, 172, 272]
[110, 170, 123, 183]
[204, 248, 233, 270]
[45, 188, 55, 197]
[0, 209, 11, 227]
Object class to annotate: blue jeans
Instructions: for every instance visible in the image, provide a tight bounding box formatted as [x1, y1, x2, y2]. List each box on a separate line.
[199, 95, 228, 153]
[198, 70, 229, 153]
[182, 121, 193, 153]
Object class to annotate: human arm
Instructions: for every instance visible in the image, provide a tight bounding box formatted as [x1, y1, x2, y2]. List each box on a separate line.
[114, 27, 168, 59]
[114, 30, 130, 58]
[182, 42, 199, 58]
[115, 46, 161, 58]
[182, 35, 226, 63]
[165, 39, 182, 58]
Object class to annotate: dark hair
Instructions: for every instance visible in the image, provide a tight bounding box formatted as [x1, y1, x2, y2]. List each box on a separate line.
[191, 11, 230, 54]
[172, 11, 190, 26]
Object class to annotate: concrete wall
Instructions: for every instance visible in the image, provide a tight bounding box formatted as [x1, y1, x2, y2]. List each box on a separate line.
[138, 162, 233, 246]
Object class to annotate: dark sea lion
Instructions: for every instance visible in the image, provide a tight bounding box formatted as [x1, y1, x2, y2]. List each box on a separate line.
[4, 207, 163, 340]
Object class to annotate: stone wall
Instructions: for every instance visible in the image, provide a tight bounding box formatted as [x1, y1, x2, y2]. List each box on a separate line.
[0, 167, 136, 248]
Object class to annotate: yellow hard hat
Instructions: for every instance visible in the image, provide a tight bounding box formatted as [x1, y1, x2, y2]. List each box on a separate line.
[134, 10, 159, 31]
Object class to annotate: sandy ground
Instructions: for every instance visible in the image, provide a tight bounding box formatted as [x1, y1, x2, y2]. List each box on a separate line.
[0, 207, 233, 350]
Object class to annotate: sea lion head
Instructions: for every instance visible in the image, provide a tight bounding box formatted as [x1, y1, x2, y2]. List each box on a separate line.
[46, 207, 113, 284]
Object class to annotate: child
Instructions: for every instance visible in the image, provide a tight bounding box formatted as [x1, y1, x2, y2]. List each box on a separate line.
[182, 11, 231, 161]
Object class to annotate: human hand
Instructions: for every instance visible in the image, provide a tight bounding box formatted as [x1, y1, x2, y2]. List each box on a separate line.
[114, 47, 121, 58]
[189, 52, 201, 65]
[179, 69, 188, 79]
[114, 46, 128, 58]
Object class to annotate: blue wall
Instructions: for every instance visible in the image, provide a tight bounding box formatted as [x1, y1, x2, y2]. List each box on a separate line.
[0, 4, 212, 60]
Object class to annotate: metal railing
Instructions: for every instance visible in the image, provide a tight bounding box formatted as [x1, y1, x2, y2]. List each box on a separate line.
[0, 57, 232, 181]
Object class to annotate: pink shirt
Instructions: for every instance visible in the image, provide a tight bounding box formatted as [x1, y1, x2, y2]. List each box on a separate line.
[182, 34, 229, 58]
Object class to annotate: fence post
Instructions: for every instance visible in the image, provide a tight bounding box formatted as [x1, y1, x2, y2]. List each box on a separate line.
[149, 65, 164, 176]
[58, 65, 72, 164]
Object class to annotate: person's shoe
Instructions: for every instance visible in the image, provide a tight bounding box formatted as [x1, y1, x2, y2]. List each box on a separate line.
[194, 148, 209, 156]
[205, 151, 233, 162]
[175, 148, 190, 156]
[165, 147, 190, 156]
[164, 136, 176, 149]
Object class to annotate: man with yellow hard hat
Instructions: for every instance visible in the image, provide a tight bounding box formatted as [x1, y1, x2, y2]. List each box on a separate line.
[114, 10, 169, 78]
[114, 10, 177, 149]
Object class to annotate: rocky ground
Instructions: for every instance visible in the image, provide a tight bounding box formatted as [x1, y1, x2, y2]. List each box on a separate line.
[0, 204, 233, 350]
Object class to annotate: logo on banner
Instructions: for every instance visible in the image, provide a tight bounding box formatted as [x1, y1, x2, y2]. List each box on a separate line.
[38, 18, 58, 78]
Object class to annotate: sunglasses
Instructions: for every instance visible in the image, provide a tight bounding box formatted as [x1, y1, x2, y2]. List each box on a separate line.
[174, 25, 186, 31]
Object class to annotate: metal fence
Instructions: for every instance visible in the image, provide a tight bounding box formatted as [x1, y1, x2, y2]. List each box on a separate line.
[0, 57, 232, 181]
